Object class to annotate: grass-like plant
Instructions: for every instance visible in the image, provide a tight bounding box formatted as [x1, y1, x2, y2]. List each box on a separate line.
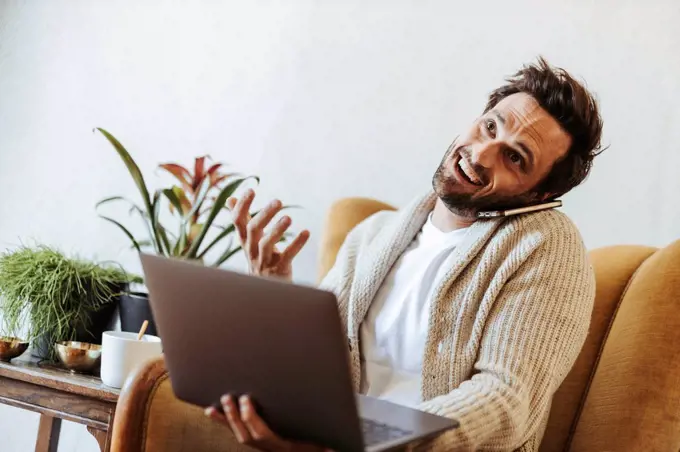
[0, 245, 140, 353]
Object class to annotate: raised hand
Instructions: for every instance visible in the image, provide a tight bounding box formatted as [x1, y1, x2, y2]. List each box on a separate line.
[227, 189, 310, 281]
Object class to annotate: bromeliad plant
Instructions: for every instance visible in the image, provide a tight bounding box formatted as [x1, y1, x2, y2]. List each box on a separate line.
[157, 155, 238, 258]
[94, 128, 289, 267]
[159, 156, 234, 253]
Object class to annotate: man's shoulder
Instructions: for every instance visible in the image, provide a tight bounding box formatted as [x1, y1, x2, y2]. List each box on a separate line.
[491, 209, 594, 295]
[348, 208, 399, 242]
[500, 208, 587, 250]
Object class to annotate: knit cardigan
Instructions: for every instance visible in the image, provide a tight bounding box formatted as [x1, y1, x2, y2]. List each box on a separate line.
[319, 191, 595, 451]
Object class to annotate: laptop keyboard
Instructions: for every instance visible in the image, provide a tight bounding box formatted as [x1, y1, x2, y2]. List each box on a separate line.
[361, 418, 413, 446]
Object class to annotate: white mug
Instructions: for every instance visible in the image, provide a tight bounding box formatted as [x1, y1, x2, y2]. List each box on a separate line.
[101, 331, 162, 389]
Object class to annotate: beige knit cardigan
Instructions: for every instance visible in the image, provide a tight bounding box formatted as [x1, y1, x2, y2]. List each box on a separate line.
[319, 191, 595, 451]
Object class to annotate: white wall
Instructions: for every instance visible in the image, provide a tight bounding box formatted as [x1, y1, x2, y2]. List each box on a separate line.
[1, 0, 679, 450]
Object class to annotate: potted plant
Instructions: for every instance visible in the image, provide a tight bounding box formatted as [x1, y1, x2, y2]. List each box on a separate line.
[94, 128, 293, 336]
[0, 245, 140, 360]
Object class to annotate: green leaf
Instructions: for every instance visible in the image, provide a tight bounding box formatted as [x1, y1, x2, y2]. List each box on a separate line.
[135, 240, 154, 249]
[162, 225, 177, 241]
[213, 245, 243, 267]
[197, 224, 235, 259]
[98, 215, 142, 253]
[185, 176, 258, 258]
[162, 188, 184, 214]
[158, 227, 171, 255]
[97, 196, 149, 224]
[128, 204, 147, 217]
[96, 196, 146, 214]
[185, 176, 212, 223]
[95, 128, 161, 253]
[125, 204, 160, 252]
[95, 129, 152, 209]
[96, 196, 127, 208]
[152, 191, 171, 254]
[96, 196, 152, 252]
[176, 226, 188, 256]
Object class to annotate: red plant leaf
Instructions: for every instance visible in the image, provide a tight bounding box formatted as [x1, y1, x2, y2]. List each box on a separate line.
[206, 163, 223, 176]
[159, 164, 193, 194]
[210, 173, 231, 188]
[206, 163, 225, 187]
[193, 156, 210, 191]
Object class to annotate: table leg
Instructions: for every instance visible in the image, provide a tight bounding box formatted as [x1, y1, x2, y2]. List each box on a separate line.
[35, 415, 61, 452]
[87, 426, 112, 452]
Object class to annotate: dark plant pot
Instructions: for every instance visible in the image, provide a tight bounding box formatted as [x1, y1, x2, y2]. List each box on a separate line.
[31, 300, 120, 360]
[119, 292, 158, 337]
[32, 335, 54, 360]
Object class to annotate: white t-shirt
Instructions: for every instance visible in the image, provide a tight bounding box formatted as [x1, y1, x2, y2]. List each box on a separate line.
[359, 214, 469, 408]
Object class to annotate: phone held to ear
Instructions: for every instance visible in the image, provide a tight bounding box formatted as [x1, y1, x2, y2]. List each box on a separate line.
[477, 200, 562, 218]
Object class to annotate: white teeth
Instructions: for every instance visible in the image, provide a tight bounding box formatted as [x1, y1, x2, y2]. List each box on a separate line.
[458, 158, 481, 185]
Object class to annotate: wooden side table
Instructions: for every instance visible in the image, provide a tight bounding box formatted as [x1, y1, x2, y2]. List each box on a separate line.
[0, 354, 119, 452]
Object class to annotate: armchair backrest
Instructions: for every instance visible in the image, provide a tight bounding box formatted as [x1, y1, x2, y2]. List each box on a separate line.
[318, 197, 680, 451]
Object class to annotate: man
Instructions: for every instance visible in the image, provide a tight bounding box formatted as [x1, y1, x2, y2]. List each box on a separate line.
[204, 57, 604, 451]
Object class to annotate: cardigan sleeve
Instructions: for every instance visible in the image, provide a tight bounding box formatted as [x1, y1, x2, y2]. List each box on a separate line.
[413, 222, 596, 451]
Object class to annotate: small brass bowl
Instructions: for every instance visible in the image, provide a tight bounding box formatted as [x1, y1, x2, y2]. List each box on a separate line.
[54, 341, 102, 374]
[0, 337, 29, 361]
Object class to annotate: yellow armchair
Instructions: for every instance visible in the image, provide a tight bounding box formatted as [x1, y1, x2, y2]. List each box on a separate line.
[111, 198, 680, 452]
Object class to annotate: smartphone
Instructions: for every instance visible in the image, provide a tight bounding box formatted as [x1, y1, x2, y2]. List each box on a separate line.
[477, 200, 562, 218]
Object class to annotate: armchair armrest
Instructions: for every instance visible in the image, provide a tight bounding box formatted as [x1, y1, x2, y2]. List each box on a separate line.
[111, 356, 252, 452]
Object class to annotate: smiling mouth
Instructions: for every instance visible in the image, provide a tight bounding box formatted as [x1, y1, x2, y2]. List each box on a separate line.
[455, 155, 483, 186]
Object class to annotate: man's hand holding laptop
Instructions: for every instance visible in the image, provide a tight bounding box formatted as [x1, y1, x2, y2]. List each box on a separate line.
[205, 394, 332, 452]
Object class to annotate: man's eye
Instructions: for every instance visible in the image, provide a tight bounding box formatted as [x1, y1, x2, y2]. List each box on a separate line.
[485, 119, 496, 136]
[508, 150, 523, 166]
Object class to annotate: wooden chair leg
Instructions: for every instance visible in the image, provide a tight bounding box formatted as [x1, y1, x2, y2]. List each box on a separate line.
[87, 426, 112, 452]
[35, 415, 61, 452]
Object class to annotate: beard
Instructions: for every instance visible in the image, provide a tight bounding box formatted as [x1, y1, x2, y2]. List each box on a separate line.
[431, 142, 537, 217]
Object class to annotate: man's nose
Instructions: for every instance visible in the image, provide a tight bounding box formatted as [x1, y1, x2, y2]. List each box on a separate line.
[470, 141, 501, 168]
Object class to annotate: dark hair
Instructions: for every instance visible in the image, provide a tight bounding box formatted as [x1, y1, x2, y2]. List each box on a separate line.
[484, 56, 605, 198]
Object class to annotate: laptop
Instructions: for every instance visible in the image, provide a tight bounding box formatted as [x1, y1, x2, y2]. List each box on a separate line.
[140, 253, 458, 452]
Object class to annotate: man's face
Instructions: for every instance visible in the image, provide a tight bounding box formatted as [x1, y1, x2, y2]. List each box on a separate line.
[433, 92, 572, 216]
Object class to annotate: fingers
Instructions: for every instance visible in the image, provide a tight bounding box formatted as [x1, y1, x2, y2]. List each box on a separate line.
[221, 395, 252, 444]
[207, 396, 332, 452]
[258, 215, 292, 269]
[227, 190, 306, 278]
[247, 199, 283, 260]
[239, 396, 285, 447]
[206, 395, 290, 451]
[279, 230, 310, 265]
[229, 190, 255, 246]
[204, 406, 229, 427]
